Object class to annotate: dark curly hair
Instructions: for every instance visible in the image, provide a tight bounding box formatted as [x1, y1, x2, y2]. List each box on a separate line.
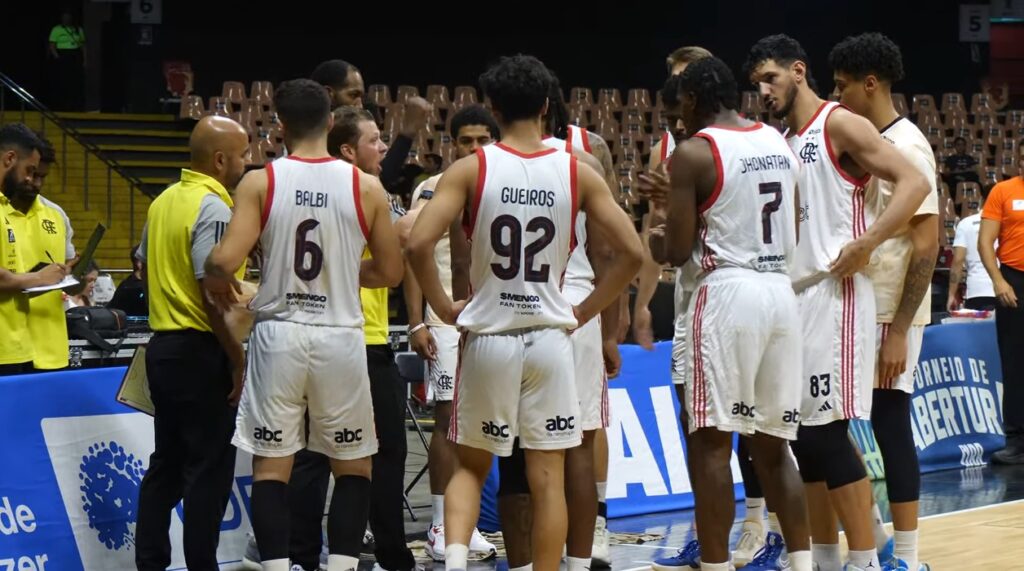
[744, 34, 810, 78]
[661, 56, 739, 120]
[450, 104, 500, 140]
[479, 54, 553, 123]
[828, 32, 905, 83]
[274, 79, 331, 140]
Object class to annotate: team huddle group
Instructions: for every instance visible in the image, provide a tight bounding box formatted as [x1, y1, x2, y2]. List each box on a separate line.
[142, 29, 943, 571]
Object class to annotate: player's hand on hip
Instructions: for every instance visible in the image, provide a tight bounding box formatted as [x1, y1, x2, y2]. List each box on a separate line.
[448, 298, 469, 325]
[829, 238, 873, 280]
[603, 339, 622, 378]
[203, 274, 242, 313]
[878, 328, 908, 387]
[410, 326, 438, 361]
[633, 305, 655, 351]
[995, 278, 1018, 308]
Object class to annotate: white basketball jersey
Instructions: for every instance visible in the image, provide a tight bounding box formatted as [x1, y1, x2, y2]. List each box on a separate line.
[543, 135, 594, 289]
[457, 144, 578, 334]
[787, 102, 873, 289]
[412, 174, 453, 327]
[660, 131, 677, 164]
[691, 123, 799, 280]
[252, 156, 367, 328]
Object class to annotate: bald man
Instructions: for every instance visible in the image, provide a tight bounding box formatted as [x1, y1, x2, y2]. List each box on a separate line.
[135, 115, 252, 571]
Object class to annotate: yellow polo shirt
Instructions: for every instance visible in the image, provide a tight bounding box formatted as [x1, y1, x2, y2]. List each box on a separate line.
[0, 197, 32, 365]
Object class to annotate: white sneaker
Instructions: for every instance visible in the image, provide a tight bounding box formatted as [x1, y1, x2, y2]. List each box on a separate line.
[731, 520, 765, 567]
[469, 528, 497, 560]
[591, 516, 611, 567]
[425, 524, 446, 562]
[241, 533, 262, 570]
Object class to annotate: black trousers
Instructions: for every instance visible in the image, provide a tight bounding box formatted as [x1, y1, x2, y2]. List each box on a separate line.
[997, 266, 1024, 439]
[0, 362, 32, 376]
[965, 296, 997, 310]
[289, 345, 415, 571]
[53, 49, 85, 111]
[135, 331, 238, 571]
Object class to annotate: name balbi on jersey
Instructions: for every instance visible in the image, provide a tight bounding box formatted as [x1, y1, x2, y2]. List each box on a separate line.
[457, 144, 579, 334]
[252, 157, 368, 328]
[690, 123, 800, 279]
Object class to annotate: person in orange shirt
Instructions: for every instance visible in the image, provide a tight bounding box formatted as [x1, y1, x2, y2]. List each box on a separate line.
[979, 144, 1024, 465]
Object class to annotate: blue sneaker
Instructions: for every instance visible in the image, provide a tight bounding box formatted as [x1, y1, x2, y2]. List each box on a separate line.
[740, 532, 786, 570]
[878, 537, 894, 562]
[652, 539, 701, 570]
[880, 558, 908, 571]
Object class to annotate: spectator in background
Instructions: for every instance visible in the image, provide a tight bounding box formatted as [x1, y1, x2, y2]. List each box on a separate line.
[48, 10, 86, 110]
[109, 244, 148, 316]
[310, 59, 431, 193]
[949, 184, 996, 311]
[64, 261, 99, 309]
[943, 136, 979, 188]
[10, 135, 77, 371]
[979, 149, 1024, 465]
[0, 124, 67, 375]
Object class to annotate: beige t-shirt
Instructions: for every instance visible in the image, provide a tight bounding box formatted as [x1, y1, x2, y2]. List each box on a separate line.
[864, 117, 939, 325]
[411, 174, 453, 327]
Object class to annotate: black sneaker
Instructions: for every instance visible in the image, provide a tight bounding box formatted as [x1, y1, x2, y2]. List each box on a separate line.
[991, 444, 1024, 465]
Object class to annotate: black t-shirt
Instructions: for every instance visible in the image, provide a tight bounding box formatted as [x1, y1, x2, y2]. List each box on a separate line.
[108, 274, 148, 316]
[945, 153, 977, 173]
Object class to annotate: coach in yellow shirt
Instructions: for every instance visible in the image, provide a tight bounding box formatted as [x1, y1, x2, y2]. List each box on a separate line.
[7, 137, 77, 370]
[134, 116, 250, 571]
[0, 124, 67, 375]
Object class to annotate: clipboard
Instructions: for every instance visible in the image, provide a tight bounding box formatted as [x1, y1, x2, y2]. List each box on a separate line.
[72, 223, 106, 279]
[115, 345, 154, 416]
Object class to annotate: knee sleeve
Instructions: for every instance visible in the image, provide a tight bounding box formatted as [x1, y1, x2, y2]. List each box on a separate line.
[871, 389, 920, 503]
[792, 421, 867, 489]
[498, 439, 530, 496]
[737, 436, 763, 498]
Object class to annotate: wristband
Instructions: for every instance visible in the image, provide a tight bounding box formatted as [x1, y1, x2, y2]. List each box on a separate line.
[409, 323, 427, 335]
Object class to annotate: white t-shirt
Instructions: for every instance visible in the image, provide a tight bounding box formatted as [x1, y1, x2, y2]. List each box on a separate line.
[411, 174, 453, 327]
[953, 213, 996, 299]
[863, 117, 939, 325]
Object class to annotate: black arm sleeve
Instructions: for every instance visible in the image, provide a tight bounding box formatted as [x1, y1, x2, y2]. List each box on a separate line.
[380, 134, 413, 189]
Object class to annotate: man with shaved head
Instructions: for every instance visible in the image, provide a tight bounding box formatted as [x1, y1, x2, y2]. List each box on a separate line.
[135, 114, 252, 571]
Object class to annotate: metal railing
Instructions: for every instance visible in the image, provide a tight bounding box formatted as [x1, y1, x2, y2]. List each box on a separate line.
[0, 72, 146, 241]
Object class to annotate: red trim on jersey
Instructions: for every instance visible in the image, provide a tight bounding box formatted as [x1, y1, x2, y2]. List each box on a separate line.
[565, 127, 575, 153]
[449, 331, 467, 442]
[495, 143, 558, 159]
[824, 105, 872, 187]
[707, 122, 764, 132]
[353, 167, 369, 240]
[463, 148, 487, 237]
[570, 156, 580, 252]
[693, 133, 724, 213]
[795, 101, 829, 137]
[260, 162, 275, 230]
[661, 132, 672, 164]
[699, 221, 717, 273]
[851, 186, 867, 239]
[691, 285, 710, 429]
[285, 155, 337, 164]
[580, 129, 593, 154]
[842, 277, 855, 418]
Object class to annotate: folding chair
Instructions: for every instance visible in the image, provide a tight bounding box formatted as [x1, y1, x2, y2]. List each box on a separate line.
[395, 351, 431, 520]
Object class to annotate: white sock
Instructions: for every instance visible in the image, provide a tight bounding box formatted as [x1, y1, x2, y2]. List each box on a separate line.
[327, 554, 359, 571]
[567, 556, 591, 571]
[432, 494, 445, 527]
[445, 543, 469, 571]
[848, 548, 880, 570]
[510, 565, 533, 571]
[871, 504, 890, 552]
[893, 529, 918, 570]
[260, 559, 289, 571]
[745, 497, 766, 524]
[767, 512, 782, 536]
[596, 481, 607, 502]
[700, 561, 730, 571]
[789, 550, 813, 571]
[812, 543, 842, 571]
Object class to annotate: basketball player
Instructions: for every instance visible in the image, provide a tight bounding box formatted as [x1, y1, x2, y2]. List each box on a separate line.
[830, 32, 938, 571]
[401, 103, 502, 562]
[203, 79, 403, 571]
[494, 75, 621, 571]
[652, 55, 813, 571]
[406, 54, 642, 571]
[745, 35, 930, 571]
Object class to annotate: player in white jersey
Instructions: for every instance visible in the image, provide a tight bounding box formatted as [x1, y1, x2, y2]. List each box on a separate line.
[407, 55, 641, 571]
[494, 78, 621, 571]
[203, 79, 403, 571]
[654, 56, 813, 571]
[747, 35, 930, 571]
[402, 104, 501, 561]
[830, 33, 939, 571]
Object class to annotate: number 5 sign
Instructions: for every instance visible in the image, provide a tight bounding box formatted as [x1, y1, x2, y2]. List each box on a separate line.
[131, 0, 163, 24]
[959, 4, 990, 42]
